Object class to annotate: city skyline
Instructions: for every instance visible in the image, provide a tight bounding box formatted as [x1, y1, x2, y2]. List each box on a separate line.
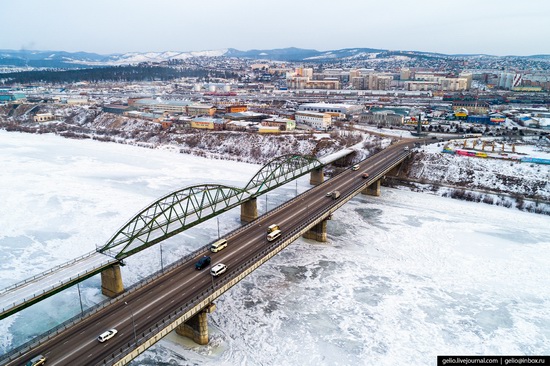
[1, 0, 550, 56]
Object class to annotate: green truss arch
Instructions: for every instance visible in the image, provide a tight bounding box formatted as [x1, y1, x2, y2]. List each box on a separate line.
[98, 154, 326, 260]
[244, 154, 323, 197]
[98, 184, 247, 259]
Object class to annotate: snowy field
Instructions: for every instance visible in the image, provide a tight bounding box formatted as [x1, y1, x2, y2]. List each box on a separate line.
[1, 130, 549, 365]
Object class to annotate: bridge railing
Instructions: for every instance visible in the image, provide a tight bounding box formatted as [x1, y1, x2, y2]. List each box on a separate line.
[0, 250, 100, 296]
[101, 200, 341, 365]
[0, 253, 120, 320]
[2, 150, 410, 365]
[99, 167, 377, 365]
[0, 163, 342, 364]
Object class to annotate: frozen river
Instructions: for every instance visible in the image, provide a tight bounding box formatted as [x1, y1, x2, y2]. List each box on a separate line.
[1, 131, 549, 365]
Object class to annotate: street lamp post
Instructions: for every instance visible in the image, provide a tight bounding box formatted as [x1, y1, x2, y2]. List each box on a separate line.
[160, 244, 164, 272]
[77, 283, 84, 316]
[124, 301, 137, 346]
[217, 217, 220, 239]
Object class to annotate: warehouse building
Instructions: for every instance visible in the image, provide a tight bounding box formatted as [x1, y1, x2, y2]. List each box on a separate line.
[297, 102, 363, 119]
[131, 98, 190, 113]
[190, 117, 226, 130]
[261, 117, 296, 131]
[359, 111, 404, 126]
[295, 111, 332, 130]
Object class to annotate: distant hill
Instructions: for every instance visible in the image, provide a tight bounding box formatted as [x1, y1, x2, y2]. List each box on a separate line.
[0, 49, 106, 68]
[225, 47, 321, 61]
[0, 47, 549, 68]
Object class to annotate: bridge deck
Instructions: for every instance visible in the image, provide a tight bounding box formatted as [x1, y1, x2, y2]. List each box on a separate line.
[0, 252, 117, 319]
[2, 142, 414, 365]
[0, 149, 357, 321]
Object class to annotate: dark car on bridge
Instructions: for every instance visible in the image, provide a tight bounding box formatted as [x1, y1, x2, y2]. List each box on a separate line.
[195, 256, 211, 270]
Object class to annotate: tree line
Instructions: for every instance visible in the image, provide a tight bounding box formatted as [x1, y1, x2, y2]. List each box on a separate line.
[0, 65, 239, 84]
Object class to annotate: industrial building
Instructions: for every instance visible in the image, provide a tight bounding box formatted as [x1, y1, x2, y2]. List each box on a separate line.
[130, 98, 216, 116]
[224, 105, 248, 113]
[359, 111, 404, 126]
[130, 98, 190, 113]
[294, 111, 332, 130]
[190, 117, 226, 130]
[224, 111, 268, 122]
[33, 113, 55, 122]
[103, 104, 130, 114]
[452, 101, 489, 115]
[261, 117, 296, 131]
[186, 104, 216, 117]
[0, 92, 26, 103]
[297, 103, 363, 118]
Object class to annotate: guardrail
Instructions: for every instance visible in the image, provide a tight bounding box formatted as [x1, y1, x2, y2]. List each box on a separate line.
[103, 152, 411, 365]
[106, 195, 346, 365]
[1, 149, 410, 365]
[0, 254, 120, 320]
[0, 250, 100, 295]
[0, 177, 328, 364]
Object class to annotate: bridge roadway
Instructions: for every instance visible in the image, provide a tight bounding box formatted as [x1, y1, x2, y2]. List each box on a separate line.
[4, 142, 412, 366]
[0, 252, 117, 319]
[0, 149, 355, 321]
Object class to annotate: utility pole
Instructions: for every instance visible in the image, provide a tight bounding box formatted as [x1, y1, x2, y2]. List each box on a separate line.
[77, 282, 84, 316]
[160, 244, 164, 272]
[124, 301, 137, 346]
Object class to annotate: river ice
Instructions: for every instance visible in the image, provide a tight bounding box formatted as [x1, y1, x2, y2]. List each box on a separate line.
[0, 131, 549, 365]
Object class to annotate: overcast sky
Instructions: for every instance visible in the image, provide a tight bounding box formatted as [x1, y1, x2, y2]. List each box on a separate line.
[2, 0, 549, 56]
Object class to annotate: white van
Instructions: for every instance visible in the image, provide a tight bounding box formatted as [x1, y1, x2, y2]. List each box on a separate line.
[210, 238, 228, 253]
[211, 263, 227, 276]
[352, 164, 359, 171]
[267, 229, 282, 241]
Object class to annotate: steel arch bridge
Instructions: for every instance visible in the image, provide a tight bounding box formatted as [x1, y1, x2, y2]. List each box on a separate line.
[244, 154, 322, 196]
[98, 154, 324, 259]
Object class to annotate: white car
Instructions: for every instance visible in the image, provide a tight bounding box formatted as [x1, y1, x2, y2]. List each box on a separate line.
[210, 263, 227, 277]
[97, 328, 118, 342]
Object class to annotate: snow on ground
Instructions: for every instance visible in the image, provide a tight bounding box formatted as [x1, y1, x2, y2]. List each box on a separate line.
[1, 130, 549, 365]
[136, 190, 550, 366]
[407, 140, 550, 201]
[354, 125, 414, 138]
[437, 138, 550, 160]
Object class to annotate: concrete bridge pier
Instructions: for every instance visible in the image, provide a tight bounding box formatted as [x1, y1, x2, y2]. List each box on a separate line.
[387, 162, 403, 178]
[176, 303, 216, 345]
[303, 219, 328, 242]
[309, 168, 324, 186]
[240, 197, 258, 222]
[362, 180, 381, 196]
[101, 263, 124, 297]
